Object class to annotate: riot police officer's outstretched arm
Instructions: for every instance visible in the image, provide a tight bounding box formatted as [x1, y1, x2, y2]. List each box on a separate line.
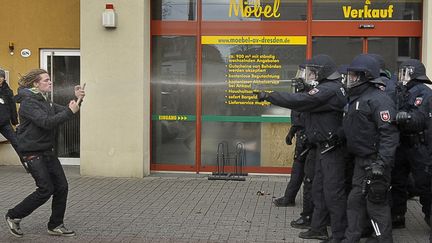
[264, 83, 345, 113]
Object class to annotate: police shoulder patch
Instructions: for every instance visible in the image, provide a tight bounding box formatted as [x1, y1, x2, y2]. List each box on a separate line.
[308, 88, 319, 95]
[414, 97, 423, 106]
[379, 110, 391, 122]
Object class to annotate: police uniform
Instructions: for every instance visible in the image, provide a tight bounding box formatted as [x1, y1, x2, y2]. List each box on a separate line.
[342, 54, 399, 243]
[391, 79, 432, 227]
[266, 69, 348, 240]
[274, 110, 306, 206]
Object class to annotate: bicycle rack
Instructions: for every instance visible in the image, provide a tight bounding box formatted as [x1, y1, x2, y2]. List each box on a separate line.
[208, 141, 247, 181]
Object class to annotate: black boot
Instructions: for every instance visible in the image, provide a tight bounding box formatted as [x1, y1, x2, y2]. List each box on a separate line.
[273, 196, 295, 207]
[291, 215, 311, 229]
[299, 229, 328, 240]
[392, 215, 405, 229]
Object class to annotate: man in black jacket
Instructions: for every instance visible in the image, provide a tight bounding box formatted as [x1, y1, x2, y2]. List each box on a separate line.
[342, 54, 399, 243]
[5, 69, 85, 238]
[256, 54, 348, 242]
[0, 69, 23, 169]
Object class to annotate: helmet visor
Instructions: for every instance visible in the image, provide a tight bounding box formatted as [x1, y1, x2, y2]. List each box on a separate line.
[347, 71, 365, 89]
[305, 66, 319, 87]
[398, 66, 414, 85]
[295, 67, 306, 81]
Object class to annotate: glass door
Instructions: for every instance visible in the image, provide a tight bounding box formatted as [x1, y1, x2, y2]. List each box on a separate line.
[40, 49, 81, 165]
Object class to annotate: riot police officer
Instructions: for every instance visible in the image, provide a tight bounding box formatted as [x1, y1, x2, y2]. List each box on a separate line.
[273, 63, 316, 231]
[368, 54, 395, 93]
[342, 54, 399, 243]
[256, 54, 347, 241]
[273, 64, 308, 207]
[390, 59, 432, 228]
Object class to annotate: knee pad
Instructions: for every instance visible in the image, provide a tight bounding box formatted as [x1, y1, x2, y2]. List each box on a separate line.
[367, 179, 389, 204]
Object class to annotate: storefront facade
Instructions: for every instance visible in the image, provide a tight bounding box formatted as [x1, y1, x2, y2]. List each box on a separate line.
[149, 0, 425, 174]
[1, 0, 432, 177]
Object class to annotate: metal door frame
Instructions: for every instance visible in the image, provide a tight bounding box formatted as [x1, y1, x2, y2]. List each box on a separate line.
[40, 49, 81, 165]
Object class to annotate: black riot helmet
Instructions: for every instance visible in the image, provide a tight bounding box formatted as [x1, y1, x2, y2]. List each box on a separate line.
[304, 54, 339, 87]
[368, 53, 391, 79]
[398, 59, 432, 85]
[346, 54, 380, 89]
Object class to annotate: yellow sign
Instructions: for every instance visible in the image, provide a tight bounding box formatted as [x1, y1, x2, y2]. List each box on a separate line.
[229, 0, 280, 18]
[343, 0, 394, 19]
[202, 36, 307, 45]
[158, 115, 188, 121]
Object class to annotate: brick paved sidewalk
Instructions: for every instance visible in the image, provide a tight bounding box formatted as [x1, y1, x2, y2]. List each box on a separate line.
[0, 165, 429, 242]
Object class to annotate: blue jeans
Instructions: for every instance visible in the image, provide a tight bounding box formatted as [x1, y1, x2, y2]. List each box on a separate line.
[7, 153, 69, 229]
[0, 124, 20, 155]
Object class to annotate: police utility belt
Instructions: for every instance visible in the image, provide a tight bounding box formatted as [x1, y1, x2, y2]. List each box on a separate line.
[400, 131, 426, 147]
[318, 139, 340, 155]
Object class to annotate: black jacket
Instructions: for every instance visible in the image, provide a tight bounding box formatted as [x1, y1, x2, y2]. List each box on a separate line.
[15, 88, 74, 153]
[343, 83, 399, 167]
[394, 81, 432, 134]
[0, 82, 18, 126]
[267, 79, 347, 143]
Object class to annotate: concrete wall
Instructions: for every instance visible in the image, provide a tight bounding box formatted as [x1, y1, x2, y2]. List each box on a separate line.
[80, 0, 150, 177]
[0, 0, 80, 164]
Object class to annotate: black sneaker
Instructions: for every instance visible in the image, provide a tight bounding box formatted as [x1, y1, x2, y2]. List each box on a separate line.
[5, 215, 23, 238]
[290, 215, 311, 229]
[392, 215, 405, 229]
[47, 224, 75, 237]
[299, 229, 329, 240]
[273, 196, 295, 207]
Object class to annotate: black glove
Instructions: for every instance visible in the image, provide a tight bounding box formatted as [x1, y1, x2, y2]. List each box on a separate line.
[367, 160, 385, 178]
[254, 91, 269, 102]
[396, 111, 411, 124]
[293, 79, 305, 93]
[285, 126, 298, 145]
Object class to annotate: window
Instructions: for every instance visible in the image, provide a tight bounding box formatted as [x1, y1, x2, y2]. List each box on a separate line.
[151, 36, 196, 165]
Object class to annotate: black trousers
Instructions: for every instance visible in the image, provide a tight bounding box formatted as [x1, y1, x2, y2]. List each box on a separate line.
[301, 147, 316, 218]
[283, 138, 307, 200]
[284, 159, 305, 200]
[311, 145, 347, 241]
[7, 153, 69, 229]
[391, 144, 431, 218]
[344, 157, 392, 243]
